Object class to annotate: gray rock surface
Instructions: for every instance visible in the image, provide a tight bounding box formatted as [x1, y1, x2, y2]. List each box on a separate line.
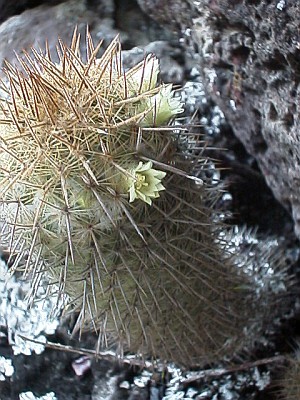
[138, 0, 300, 238]
[0, 0, 64, 23]
[0, 0, 178, 81]
[0, 0, 117, 69]
[122, 41, 184, 84]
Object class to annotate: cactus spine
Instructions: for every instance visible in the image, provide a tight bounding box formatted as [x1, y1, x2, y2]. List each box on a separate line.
[0, 29, 253, 366]
[278, 354, 300, 400]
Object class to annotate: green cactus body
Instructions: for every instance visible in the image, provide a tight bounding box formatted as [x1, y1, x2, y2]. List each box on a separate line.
[0, 30, 250, 366]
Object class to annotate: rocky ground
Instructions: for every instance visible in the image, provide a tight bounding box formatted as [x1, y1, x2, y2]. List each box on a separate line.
[0, 1, 300, 399]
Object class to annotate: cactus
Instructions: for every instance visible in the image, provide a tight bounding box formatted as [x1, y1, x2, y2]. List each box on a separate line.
[0, 29, 266, 366]
[278, 353, 300, 400]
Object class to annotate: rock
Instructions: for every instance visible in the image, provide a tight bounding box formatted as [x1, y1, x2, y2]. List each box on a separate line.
[0, 0, 65, 24]
[0, 0, 117, 69]
[114, 0, 173, 48]
[122, 41, 184, 84]
[0, 0, 178, 81]
[138, 0, 300, 239]
[137, 0, 196, 31]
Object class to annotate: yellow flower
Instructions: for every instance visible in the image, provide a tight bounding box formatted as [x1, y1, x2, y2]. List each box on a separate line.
[138, 84, 184, 127]
[127, 161, 166, 205]
[125, 55, 183, 127]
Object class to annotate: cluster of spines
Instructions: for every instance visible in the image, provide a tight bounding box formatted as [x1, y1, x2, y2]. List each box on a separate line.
[0, 29, 277, 366]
